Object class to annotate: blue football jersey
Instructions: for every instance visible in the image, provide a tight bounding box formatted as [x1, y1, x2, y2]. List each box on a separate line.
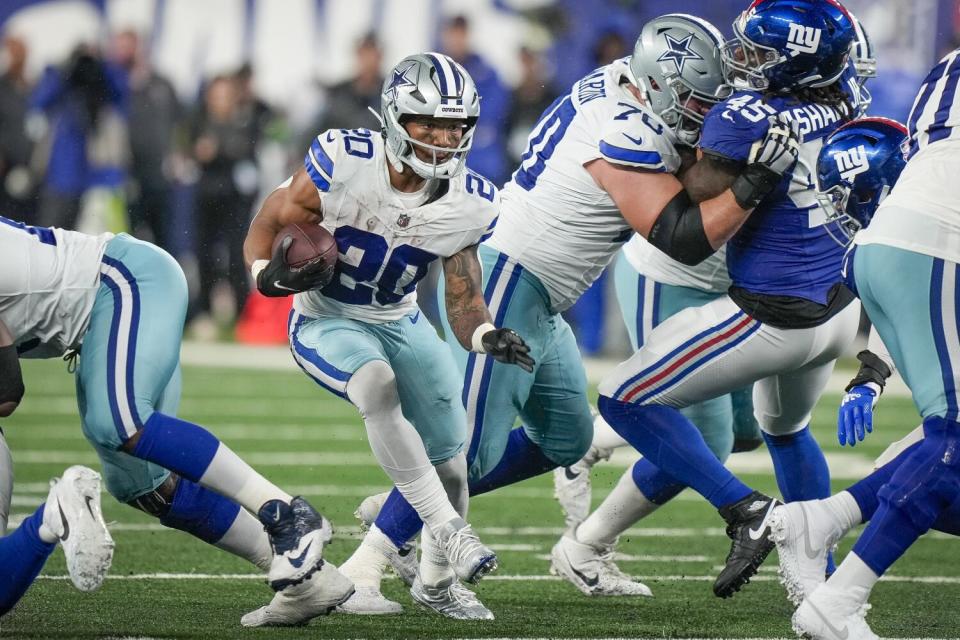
[700, 91, 847, 305]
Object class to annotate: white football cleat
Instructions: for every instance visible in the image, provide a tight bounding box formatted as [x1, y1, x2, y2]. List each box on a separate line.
[793, 584, 878, 640]
[241, 560, 355, 627]
[410, 575, 494, 620]
[434, 517, 498, 584]
[550, 532, 652, 597]
[769, 501, 845, 606]
[553, 445, 613, 529]
[354, 493, 418, 586]
[43, 466, 114, 592]
[335, 585, 402, 615]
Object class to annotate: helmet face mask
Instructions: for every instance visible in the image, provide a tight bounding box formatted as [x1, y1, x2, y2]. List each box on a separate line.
[720, 0, 856, 93]
[378, 53, 480, 180]
[816, 117, 909, 247]
[630, 13, 731, 146]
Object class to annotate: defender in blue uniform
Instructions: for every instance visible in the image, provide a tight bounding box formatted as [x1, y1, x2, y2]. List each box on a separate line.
[596, 0, 859, 599]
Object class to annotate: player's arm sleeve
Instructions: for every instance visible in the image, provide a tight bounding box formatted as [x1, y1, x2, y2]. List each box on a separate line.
[699, 97, 772, 163]
[303, 130, 341, 196]
[594, 118, 680, 173]
[0, 319, 23, 417]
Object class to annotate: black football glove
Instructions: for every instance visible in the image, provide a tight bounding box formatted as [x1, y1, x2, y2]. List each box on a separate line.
[481, 328, 535, 372]
[256, 236, 336, 297]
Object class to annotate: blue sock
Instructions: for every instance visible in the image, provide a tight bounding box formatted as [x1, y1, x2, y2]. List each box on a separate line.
[762, 427, 831, 503]
[373, 489, 424, 549]
[468, 427, 556, 496]
[631, 458, 685, 505]
[762, 426, 834, 572]
[845, 442, 922, 522]
[132, 413, 221, 483]
[598, 396, 752, 509]
[0, 505, 56, 616]
[853, 417, 960, 575]
[158, 478, 241, 545]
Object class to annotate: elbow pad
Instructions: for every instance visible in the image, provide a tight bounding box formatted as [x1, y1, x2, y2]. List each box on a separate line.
[647, 190, 715, 266]
[0, 345, 24, 406]
[731, 164, 781, 210]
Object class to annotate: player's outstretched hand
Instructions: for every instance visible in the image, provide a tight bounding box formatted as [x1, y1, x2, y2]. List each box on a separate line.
[749, 113, 801, 176]
[257, 236, 335, 297]
[482, 328, 535, 372]
[838, 382, 880, 447]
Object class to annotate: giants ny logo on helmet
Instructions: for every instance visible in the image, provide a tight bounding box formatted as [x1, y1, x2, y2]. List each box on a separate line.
[834, 145, 869, 182]
[785, 23, 821, 56]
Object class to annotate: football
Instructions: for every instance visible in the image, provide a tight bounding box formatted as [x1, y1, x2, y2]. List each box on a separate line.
[273, 222, 338, 270]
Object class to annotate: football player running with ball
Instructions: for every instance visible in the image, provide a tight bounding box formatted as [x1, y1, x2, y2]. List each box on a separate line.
[244, 53, 533, 620]
[348, 12, 802, 614]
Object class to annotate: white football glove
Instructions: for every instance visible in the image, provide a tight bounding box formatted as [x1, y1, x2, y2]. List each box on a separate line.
[748, 113, 802, 176]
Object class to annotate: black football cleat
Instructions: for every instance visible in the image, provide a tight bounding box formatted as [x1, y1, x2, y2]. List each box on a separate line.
[713, 491, 780, 598]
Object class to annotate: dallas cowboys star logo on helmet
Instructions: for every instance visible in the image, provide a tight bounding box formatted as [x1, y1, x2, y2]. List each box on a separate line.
[385, 62, 417, 102]
[657, 33, 704, 74]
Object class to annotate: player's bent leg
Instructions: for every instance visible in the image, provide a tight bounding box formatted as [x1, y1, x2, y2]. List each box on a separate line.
[0, 503, 56, 616]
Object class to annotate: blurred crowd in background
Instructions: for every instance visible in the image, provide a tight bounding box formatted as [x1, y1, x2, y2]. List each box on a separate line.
[0, 0, 954, 348]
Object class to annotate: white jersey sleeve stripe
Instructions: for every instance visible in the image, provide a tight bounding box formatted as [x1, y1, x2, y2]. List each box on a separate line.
[598, 141, 666, 171]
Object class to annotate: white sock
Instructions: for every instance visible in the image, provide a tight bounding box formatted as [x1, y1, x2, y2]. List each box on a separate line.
[822, 491, 862, 533]
[592, 414, 629, 451]
[215, 508, 272, 571]
[576, 467, 660, 547]
[340, 524, 395, 588]
[396, 469, 460, 533]
[38, 519, 58, 544]
[198, 445, 292, 514]
[419, 524, 454, 586]
[827, 551, 879, 603]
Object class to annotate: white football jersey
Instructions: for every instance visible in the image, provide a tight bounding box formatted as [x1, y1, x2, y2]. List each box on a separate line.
[295, 128, 499, 323]
[622, 234, 730, 294]
[488, 58, 682, 312]
[0, 218, 112, 358]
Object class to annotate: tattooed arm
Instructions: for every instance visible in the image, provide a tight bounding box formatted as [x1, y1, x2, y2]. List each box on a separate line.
[443, 246, 534, 371]
[443, 245, 491, 350]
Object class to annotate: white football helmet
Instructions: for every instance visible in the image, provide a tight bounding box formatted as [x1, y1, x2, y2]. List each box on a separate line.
[629, 14, 731, 146]
[375, 52, 479, 179]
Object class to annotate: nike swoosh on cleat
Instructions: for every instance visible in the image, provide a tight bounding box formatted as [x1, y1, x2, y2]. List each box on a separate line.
[564, 467, 580, 481]
[748, 501, 778, 541]
[57, 503, 70, 541]
[84, 495, 96, 518]
[571, 566, 599, 588]
[807, 599, 849, 639]
[800, 503, 822, 560]
[288, 540, 313, 569]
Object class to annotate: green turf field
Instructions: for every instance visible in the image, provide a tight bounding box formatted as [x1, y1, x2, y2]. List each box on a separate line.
[2, 358, 958, 639]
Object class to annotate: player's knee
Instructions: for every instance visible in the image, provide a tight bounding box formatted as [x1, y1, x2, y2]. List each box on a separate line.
[349, 360, 400, 418]
[126, 474, 179, 517]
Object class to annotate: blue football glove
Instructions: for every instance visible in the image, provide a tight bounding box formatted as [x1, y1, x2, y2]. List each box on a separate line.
[838, 382, 880, 447]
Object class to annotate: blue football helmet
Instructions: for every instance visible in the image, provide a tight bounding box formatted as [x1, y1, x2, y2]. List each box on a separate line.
[846, 11, 876, 115]
[721, 0, 856, 93]
[816, 117, 908, 244]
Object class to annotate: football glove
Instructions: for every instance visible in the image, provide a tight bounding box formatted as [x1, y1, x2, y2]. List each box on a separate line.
[838, 382, 880, 447]
[481, 328, 535, 372]
[732, 113, 801, 210]
[256, 236, 335, 298]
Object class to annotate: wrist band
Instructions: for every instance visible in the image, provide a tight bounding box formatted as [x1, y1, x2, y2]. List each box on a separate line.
[471, 323, 496, 353]
[251, 259, 270, 282]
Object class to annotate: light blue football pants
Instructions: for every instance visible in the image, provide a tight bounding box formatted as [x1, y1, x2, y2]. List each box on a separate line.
[76, 234, 184, 502]
[288, 308, 466, 464]
[613, 252, 760, 458]
[437, 246, 595, 481]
